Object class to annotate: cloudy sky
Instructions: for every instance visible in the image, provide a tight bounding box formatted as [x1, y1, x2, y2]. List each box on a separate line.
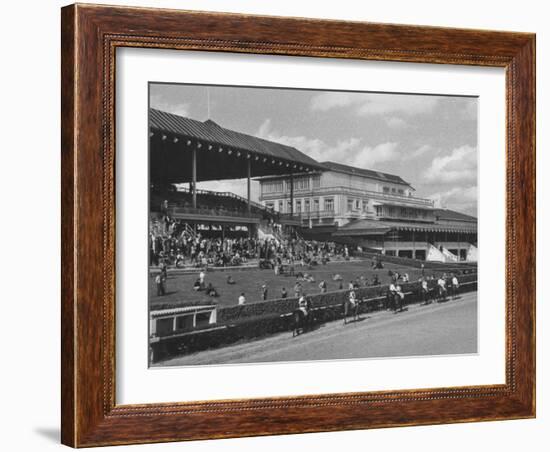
[150, 83, 478, 216]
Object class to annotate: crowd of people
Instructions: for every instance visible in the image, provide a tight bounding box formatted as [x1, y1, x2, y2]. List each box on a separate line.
[149, 213, 354, 271]
[150, 217, 260, 268]
[259, 238, 350, 271]
[150, 215, 464, 310]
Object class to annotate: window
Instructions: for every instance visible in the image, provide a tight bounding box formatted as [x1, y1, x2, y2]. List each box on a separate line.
[362, 199, 369, 211]
[324, 198, 334, 211]
[313, 198, 320, 211]
[383, 186, 390, 193]
[296, 199, 302, 213]
[391, 187, 397, 193]
[347, 199, 354, 211]
[355, 199, 361, 210]
[312, 175, 321, 188]
[287, 200, 292, 212]
[305, 199, 310, 212]
[295, 177, 310, 190]
[398, 188, 404, 195]
[262, 180, 283, 194]
[278, 200, 283, 212]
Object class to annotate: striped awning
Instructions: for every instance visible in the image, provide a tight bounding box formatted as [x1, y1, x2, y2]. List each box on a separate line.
[150, 305, 217, 318]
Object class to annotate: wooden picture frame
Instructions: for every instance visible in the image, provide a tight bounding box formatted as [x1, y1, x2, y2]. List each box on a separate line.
[61, 3, 535, 447]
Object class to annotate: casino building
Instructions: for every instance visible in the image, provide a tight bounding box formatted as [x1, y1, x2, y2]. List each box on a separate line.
[258, 161, 477, 262]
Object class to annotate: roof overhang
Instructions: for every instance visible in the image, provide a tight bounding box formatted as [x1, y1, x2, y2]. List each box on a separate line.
[149, 109, 325, 183]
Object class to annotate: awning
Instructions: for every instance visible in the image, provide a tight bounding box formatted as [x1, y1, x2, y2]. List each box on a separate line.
[373, 200, 433, 210]
[334, 219, 477, 236]
[150, 305, 217, 318]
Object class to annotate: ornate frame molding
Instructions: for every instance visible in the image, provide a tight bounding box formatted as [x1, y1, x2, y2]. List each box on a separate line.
[61, 4, 535, 447]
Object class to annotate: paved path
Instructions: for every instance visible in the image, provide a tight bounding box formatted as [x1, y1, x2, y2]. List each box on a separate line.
[156, 291, 478, 366]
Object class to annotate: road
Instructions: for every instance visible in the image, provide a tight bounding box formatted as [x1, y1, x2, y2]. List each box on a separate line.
[156, 291, 478, 366]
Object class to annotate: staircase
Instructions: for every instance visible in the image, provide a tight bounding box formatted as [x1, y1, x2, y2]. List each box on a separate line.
[426, 244, 446, 262]
[178, 222, 197, 240]
[466, 244, 478, 262]
[426, 244, 461, 263]
[441, 246, 459, 262]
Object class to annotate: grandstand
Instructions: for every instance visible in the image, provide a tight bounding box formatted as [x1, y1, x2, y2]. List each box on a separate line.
[149, 108, 325, 241]
[148, 107, 477, 293]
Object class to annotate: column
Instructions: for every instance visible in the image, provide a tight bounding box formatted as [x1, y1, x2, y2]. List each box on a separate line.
[247, 158, 251, 216]
[191, 147, 197, 209]
[290, 172, 294, 216]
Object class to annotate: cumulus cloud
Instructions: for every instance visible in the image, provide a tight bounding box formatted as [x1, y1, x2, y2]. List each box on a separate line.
[351, 142, 400, 167]
[400, 144, 434, 161]
[310, 92, 440, 116]
[256, 119, 399, 167]
[428, 186, 478, 216]
[422, 145, 477, 184]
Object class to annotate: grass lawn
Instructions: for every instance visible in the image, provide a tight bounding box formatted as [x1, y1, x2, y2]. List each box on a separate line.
[149, 260, 431, 309]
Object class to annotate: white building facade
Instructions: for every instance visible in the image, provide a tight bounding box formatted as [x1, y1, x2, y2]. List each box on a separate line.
[258, 161, 477, 262]
[258, 161, 434, 228]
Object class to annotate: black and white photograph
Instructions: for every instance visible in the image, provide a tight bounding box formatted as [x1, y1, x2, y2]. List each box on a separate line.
[148, 83, 479, 367]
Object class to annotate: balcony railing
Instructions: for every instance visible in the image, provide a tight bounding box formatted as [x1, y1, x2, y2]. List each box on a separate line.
[168, 206, 261, 220]
[260, 185, 434, 207]
[280, 210, 336, 221]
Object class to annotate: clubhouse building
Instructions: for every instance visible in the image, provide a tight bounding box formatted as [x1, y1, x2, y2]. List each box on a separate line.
[258, 161, 477, 262]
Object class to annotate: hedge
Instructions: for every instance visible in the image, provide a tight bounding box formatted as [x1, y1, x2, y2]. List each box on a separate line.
[150, 273, 477, 362]
[217, 272, 477, 324]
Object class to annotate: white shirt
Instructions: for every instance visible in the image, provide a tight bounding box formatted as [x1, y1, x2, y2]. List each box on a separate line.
[452, 277, 459, 286]
[389, 283, 397, 292]
[438, 278, 446, 287]
[199, 271, 205, 281]
[238, 295, 246, 305]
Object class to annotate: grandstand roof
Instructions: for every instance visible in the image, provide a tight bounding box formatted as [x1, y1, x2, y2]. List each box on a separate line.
[149, 109, 324, 183]
[334, 218, 477, 236]
[321, 161, 411, 186]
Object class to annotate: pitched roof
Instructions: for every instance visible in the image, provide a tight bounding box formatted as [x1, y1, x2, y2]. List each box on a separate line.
[150, 109, 322, 171]
[334, 218, 477, 235]
[320, 161, 410, 186]
[433, 208, 477, 223]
